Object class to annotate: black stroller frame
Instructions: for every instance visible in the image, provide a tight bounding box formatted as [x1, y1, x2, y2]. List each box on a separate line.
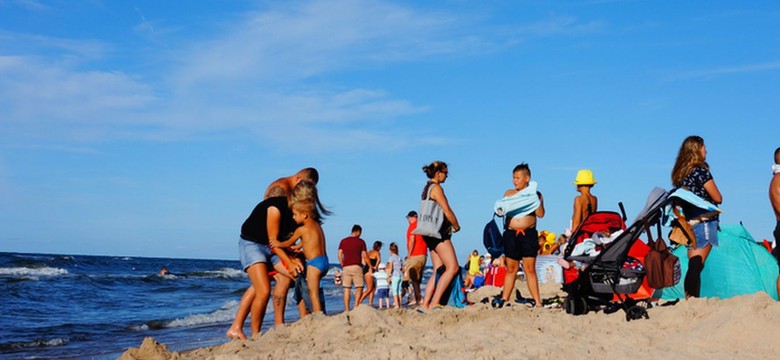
[563, 187, 671, 321]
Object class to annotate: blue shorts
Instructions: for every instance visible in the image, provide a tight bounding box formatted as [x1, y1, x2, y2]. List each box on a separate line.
[239, 238, 280, 271]
[390, 275, 402, 296]
[689, 220, 719, 249]
[376, 288, 390, 299]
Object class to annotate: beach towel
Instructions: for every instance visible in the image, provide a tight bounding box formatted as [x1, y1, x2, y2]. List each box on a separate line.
[494, 181, 540, 219]
[664, 188, 721, 226]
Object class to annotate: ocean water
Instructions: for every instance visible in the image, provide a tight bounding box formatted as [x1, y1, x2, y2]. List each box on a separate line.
[0, 252, 395, 359]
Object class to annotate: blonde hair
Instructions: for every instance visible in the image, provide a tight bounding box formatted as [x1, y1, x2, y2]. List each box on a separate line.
[292, 199, 317, 221]
[671, 135, 708, 187]
[290, 180, 331, 223]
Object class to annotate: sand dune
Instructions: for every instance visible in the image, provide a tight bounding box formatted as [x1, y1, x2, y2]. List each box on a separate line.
[120, 281, 780, 360]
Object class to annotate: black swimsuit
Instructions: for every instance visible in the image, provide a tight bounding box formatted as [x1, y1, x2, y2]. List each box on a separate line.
[420, 182, 452, 250]
[364, 257, 378, 274]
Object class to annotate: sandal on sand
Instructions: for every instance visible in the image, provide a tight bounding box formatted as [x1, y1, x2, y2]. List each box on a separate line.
[491, 298, 505, 309]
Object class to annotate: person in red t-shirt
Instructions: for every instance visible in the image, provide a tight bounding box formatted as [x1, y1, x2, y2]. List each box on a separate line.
[405, 210, 427, 306]
[338, 225, 368, 311]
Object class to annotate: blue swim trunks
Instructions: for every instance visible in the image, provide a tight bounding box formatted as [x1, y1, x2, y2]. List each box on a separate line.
[308, 255, 330, 275]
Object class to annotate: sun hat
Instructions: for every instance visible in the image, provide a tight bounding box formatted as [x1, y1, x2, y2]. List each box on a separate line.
[573, 169, 597, 185]
[378, 262, 387, 269]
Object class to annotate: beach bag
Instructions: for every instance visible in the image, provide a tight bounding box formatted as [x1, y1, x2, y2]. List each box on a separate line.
[412, 184, 444, 239]
[644, 225, 681, 289]
[483, 215, 504, 258]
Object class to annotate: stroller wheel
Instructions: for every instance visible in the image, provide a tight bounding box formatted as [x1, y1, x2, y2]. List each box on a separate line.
[564, 296, 589, 316]
[626, 305, 648, 321]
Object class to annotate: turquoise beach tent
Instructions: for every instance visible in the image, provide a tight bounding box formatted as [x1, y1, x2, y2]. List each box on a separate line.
[658, 223, 779, 301]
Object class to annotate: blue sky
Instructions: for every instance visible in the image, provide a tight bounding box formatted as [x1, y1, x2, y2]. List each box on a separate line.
[1, 0, 778, 261]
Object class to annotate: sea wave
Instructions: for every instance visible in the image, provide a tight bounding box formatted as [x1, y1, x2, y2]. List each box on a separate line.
[189, 267, 245, 279]
[0, 337, 69, 351]
[131, 301, 240, 331]
[0, 267, 69, 279]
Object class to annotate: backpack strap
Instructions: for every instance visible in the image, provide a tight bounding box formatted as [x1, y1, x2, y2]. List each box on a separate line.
[643, 219, 655, 247]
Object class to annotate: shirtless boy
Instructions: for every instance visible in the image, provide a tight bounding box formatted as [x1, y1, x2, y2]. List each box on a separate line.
[769, 147, 780, 294]
[493, 163, 545, 308]
[571, 169, 598, 231]
[271, 180, 330, 314]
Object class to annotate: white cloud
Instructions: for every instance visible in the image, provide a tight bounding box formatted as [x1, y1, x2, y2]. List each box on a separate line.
[0, 55, 158, 141]
[169, 0, 471, 89]
[675, 61, 780, 80]
[2, 0, 582, 152]
[0, 30, 110, 63]
[0, 0, 49, 11]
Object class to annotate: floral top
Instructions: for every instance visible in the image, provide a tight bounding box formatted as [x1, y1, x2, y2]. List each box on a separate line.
[681, 167, 714, 203]
[680, 166, 717, 219]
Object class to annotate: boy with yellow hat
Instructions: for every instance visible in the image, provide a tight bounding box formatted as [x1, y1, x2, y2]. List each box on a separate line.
[571, 169, 598, 231]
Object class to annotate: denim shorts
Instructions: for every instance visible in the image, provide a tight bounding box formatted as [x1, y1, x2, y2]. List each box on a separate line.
[239, 237, 273, 271]
[689, 220, 719, 249]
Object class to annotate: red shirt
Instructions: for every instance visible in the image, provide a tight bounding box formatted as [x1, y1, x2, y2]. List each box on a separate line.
[406, 222, 427, 257]
[338, 236, 367, 267]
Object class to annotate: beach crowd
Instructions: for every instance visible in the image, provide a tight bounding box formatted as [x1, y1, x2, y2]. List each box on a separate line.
[226, 136, 780, 341]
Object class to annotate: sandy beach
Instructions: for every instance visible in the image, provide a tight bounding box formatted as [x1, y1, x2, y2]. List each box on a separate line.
[120, 280, 780, 360]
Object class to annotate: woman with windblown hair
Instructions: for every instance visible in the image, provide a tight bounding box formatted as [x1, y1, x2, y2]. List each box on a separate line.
[671, 135, 723, 298]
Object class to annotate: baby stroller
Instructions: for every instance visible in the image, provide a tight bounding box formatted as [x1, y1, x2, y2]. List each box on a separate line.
[562, 187, 671, 321]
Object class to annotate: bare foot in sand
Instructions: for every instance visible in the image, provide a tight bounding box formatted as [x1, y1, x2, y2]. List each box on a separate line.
[226, 327, 246, 341]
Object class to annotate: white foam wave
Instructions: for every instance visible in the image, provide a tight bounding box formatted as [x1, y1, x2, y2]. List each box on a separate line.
[0, 267, 68, 278]
[40, 338, 69, 347]
[4, 337, 70, 349]
[165, 301, 238, 328]
[128, 324, 150, 331]
[200, 268, 245, 279]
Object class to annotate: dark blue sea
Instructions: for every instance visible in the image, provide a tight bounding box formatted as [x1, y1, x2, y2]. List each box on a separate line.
[0, 252, 382, 359]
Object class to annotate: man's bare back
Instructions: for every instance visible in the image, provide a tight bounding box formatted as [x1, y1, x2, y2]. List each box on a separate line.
[264, 178, 292, 199]
[770, 173, 780, 220]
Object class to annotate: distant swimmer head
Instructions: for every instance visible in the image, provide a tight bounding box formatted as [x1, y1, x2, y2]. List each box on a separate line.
[573, 169, 597, 185]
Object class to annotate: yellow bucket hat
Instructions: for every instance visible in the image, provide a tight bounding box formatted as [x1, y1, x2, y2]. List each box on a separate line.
[573, 169, 597, 185]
